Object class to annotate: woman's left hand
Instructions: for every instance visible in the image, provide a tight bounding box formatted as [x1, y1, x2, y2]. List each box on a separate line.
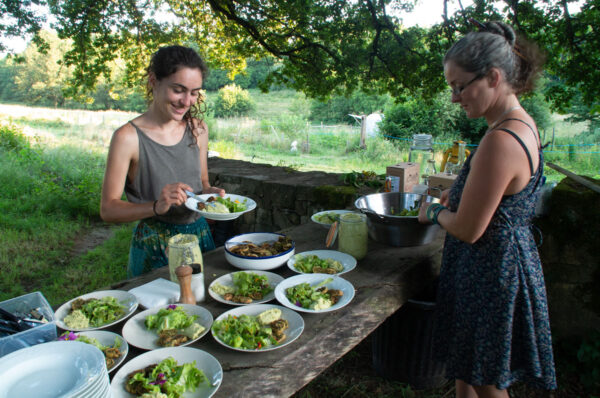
[204, 186, 226, 197]
[418, 202, 432, 224]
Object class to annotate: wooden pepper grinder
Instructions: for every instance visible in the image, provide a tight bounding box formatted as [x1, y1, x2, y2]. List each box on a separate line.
[175, 265, 196, 304]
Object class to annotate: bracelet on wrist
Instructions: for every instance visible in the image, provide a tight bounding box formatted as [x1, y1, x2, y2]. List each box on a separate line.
[426, 203, 441, 223]
[432, 204, 448, 225]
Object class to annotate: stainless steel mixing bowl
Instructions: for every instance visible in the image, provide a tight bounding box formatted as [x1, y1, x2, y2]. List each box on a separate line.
[354, 192, 441, 247]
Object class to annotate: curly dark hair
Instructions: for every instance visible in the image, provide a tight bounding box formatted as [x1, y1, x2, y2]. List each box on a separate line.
[146, 45, 209, 141]
[444, 21, 545, 95]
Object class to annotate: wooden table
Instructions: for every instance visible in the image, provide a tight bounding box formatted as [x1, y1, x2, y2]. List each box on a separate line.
[102, 222, 444, 397]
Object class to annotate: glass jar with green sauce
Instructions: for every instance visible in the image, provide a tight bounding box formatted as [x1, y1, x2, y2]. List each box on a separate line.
[338, 212, 368, 260]
[167, 234, 203, 283]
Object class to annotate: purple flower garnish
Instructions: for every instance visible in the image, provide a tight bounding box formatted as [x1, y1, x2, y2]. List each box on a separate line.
[295, 301, 302, 307]
[149, 373, 167, 385]
[59, 331, 79, 341]
[167, 304, 177, 310]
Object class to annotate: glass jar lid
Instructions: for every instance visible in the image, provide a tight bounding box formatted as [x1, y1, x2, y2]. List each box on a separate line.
[411, 134, 433, 149]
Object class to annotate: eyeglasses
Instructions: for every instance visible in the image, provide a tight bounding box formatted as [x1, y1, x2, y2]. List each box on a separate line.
[450, 74, 483, 96]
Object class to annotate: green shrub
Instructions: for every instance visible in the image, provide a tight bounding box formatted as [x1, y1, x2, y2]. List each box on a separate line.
[259, 114, 307, 139]
[310, 91, 390, 124]
[0, 123, 30, 152]
[213, 84, 256, 117]
[381, 92, 463, 140]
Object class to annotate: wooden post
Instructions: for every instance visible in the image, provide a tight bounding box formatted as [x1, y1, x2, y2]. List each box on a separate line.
[304, 126, 310, 153]
[551, 126, 555, 150]
[546, 162, 600, 194]
[360, 115, 366, 149]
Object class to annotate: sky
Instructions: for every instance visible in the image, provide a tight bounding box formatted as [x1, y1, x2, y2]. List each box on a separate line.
[1, 1, 476, 56]
[1, 0, 585, 55]
[398, 0, 474, 27]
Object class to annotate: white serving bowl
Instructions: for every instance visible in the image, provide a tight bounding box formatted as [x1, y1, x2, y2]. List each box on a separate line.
[224, 232, 295, 271]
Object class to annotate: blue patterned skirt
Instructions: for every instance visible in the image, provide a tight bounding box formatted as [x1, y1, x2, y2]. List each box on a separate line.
[127, 217, 215, 277]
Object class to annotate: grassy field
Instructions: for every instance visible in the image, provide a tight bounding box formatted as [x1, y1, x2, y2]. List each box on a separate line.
[0, 94, 598, 397]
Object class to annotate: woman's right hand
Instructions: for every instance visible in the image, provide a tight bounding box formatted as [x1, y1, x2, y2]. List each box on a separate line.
[439, 189, 450, 207]
[154, 182, 192, 216]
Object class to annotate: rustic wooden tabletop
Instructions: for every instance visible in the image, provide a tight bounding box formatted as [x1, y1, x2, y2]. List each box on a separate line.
[70, 222, 444, 398]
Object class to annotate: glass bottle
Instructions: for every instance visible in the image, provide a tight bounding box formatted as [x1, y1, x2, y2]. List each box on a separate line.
[338, 212, 368, 261]
[167, 234, 203, 283]
[408, 134, 434, 184]
[422, 159, 437, 186]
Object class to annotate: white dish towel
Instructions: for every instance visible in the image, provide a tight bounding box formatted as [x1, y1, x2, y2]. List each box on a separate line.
[128, 278, 180, 309]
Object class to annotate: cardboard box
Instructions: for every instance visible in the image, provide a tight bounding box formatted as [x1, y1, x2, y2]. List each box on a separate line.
[428, 172, 458, 197]
[386, 162, 420, 193]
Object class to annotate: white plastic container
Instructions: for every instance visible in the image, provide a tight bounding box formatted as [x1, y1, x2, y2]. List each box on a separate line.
[190, 264, 205, 303]
[0, 291, 56, 357]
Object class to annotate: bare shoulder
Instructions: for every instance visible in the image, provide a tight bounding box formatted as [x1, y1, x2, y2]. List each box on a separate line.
[191, 118, 208, 134]
[111, 121, 138, 145]
[107, 122, 139, 161]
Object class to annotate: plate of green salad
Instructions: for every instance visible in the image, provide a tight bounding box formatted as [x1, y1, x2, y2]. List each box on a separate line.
[58, 330, 128, 372]
[185, 193, 257, 221]
[208, 271, 283, 305]
[110, 346, 222, 398]
[311, 210, 354, 228]
[275, 274, 355, 313]
[122, 304, 213, 350]
[287, 250, 357, 275]
[211, 304, 304, 352]
[55, 290, 138, 332]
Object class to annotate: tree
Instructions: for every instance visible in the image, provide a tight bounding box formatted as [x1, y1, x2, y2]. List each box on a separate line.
[1, 0, 599, 118]
[12, 30, 72, 107]
[0, 0, 48, 53]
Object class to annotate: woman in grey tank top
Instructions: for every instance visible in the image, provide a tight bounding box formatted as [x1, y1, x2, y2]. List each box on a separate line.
[100, 45, 225, 277]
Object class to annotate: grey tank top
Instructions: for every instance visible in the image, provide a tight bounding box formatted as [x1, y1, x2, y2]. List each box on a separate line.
[125, 121, 203, 225]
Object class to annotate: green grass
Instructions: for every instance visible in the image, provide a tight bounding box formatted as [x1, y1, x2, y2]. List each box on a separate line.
[0, 93, 598, 306]
[0, 97, 597, 397]
[0, 123, 127, 306]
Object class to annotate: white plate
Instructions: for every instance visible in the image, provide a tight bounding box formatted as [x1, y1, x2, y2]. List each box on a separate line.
[110, 346, 222, 398]
[55, 290, 138, 332]
[0, 341, 106, 398]
[185, 193, 257, 221]
[59, 330, 129, 373]
[311, 210, 354, 228]
[211, 304, 304, 352]
[287, 250, 357, 275]
[122, 304, 213, 350]
[275, 274, 355, 313]
[208, 271, 283, 306]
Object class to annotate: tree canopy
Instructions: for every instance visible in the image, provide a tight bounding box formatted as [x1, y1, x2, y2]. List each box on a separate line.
[1, 0, 598, 114]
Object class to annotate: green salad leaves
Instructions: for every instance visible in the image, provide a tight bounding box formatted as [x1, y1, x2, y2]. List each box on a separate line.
[215, 196, 247, 213]
[285, 278, 343, 311]
[145, 305, 197, 333]
[293, 254, 344, 274]
[231, 272, 273, 297]
[126, 357, 207, 398]
[65, 296, 126, 328]
[314, 212, 341, 224]
[212, 309, 286, 350]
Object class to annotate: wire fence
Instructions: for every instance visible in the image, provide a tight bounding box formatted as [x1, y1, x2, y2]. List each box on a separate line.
[278, 123, 600, 155]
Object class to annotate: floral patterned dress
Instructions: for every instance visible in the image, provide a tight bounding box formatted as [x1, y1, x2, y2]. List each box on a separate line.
[433, 125, 557, 390]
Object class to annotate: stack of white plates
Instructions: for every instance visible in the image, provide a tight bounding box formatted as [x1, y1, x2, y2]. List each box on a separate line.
[0, 341, 110, 398]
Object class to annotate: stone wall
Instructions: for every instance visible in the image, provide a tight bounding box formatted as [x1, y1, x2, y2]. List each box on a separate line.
[534, 176, 600, 341]
[208, 157, 600, 341]
[207, 157, 363, 233]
